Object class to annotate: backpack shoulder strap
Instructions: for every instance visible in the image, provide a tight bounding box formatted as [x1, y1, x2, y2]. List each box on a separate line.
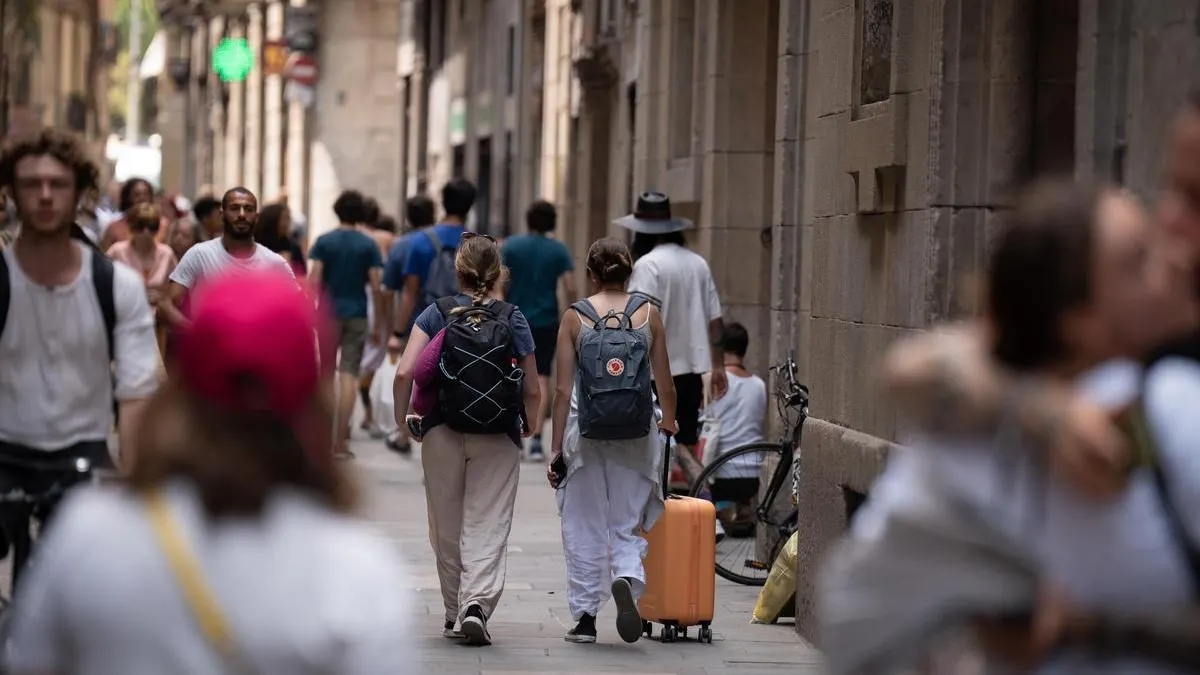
[435, 296, 460, 318]
[624, 293, 650, 317]
[570, 299, 602, 325]
[487, 299, 515, 321]
[90, 249, 117, 362]
[424, 227, 447, 252]
[0, 252, 8, 342]
[1138, 365, 1200, 596]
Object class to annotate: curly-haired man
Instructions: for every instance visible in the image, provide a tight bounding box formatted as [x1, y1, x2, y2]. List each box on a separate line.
[0, 128, 159, 480]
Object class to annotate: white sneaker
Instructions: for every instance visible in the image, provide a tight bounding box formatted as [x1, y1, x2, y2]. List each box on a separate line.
[715, 518, 726, 543]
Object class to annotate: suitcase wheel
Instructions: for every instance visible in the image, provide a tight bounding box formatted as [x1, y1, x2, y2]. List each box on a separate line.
[660, 624, 678, 643]
[642, 620, 653, 637]
[698, 625, 713, 644]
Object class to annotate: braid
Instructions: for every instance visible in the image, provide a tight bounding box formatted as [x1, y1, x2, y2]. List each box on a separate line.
[470, 282, 487, 306]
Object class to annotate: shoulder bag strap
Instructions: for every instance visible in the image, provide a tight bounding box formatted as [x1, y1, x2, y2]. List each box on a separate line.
[0, 252, 8, 343]
[145, 488, 253, 672]
[1132, 375, 1200, 596]
[1153, 460, 1200, 595]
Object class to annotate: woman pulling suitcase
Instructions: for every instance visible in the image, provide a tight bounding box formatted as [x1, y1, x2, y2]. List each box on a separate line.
[549, 237, 677, 644]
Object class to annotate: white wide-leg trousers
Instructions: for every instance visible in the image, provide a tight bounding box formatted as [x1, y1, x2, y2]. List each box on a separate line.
[560, 454, 655, 620]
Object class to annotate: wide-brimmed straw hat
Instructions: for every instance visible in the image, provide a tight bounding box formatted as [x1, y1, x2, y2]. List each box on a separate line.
[612, 191, 694, 234]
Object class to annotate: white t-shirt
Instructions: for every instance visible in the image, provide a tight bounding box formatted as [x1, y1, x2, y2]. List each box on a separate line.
[627, 243, 722, 376]
[169, 238, 294, 290]
[8, 480, 416, 675]
[856, 359, 1200, 675]
[705, 370, 767, 479]
[0, 244, 160, 450]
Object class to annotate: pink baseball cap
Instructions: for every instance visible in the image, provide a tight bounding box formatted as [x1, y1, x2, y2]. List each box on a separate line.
[177, 270, 332, 419]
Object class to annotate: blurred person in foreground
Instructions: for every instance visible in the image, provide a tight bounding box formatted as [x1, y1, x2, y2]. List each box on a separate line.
[828, 178, 1200, 673]
[6, 271, 416, 675]
[880, 92, 1200, 510]
[0, 129, 158, 471]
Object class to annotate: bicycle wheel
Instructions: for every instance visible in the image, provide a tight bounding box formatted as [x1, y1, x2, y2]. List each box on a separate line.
[688, 442, 791, 586]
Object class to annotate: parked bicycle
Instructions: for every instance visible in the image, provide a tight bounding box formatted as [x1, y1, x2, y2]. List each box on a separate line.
[688, 352, 808, 586]
[0, 454, 96, 672]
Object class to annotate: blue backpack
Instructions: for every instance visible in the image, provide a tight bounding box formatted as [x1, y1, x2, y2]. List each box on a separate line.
[571, 295, 654, 441]
[422, 229, 460, 307]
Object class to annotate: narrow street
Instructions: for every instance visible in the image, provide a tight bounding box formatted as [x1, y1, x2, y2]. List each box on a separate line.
[349, 433, 822, 675]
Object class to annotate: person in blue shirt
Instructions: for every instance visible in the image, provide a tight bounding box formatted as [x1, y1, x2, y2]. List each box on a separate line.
[501, 200, 576, 460]
[385, 180, 475, 351]
[379, 194, 437, 454]
[308, 190, 384, 460]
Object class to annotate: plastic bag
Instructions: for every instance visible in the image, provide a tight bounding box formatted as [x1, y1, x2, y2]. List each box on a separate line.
[371, 354, 400, 438]
[751, 532, 798, 624]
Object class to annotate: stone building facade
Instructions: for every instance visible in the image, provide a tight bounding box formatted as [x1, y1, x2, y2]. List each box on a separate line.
[551, 0, 1200, 646]
[6, 0, 112, 149]
[157, 0, 402, 240]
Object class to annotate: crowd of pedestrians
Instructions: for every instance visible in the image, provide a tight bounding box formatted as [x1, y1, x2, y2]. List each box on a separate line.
[0, 119, 772, 672]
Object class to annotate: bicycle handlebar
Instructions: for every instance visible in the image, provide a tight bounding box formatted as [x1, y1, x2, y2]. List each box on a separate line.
[769, 352, 810, 410]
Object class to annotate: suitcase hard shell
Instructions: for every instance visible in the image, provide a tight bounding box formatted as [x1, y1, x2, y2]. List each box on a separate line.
[638, 494, 717, 643]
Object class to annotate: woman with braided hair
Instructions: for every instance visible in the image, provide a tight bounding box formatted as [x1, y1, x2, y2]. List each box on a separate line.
[392, 232, 541, 647]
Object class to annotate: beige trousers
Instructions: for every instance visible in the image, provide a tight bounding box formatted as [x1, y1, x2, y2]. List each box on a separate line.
[421, 425, 521, 623]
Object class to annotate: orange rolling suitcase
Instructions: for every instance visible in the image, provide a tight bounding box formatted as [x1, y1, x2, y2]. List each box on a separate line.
[638, 437, 717, 643]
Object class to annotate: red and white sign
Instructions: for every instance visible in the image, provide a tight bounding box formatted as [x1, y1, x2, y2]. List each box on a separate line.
[606, 358, 625, 377]
[284, 53, 319, 87]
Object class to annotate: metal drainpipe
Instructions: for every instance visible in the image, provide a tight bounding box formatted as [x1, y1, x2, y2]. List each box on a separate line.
[1110, 0, 1132, 184]
[1, 0, 9, 138]
[512, 0, 524, 231]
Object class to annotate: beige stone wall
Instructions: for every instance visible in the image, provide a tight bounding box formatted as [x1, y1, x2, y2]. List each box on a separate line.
[306, 0, 401, 239]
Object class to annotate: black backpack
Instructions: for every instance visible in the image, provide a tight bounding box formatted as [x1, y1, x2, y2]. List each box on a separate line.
[0, 225, 117, 361]
[435, 297, 524, 435]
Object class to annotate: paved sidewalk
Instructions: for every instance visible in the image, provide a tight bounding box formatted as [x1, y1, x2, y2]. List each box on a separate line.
[350, 435, 823, 675]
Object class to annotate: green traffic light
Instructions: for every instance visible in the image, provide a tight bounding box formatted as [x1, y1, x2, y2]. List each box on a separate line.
[212, 38, 254, 83]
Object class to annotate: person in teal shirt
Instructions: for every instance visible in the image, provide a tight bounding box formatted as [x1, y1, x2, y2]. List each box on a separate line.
[308, 190, 384, 459]
[501, 200, 576, 460]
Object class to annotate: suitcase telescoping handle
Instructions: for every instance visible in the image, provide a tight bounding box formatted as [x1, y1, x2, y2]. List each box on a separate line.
[654, 402, 673, 499]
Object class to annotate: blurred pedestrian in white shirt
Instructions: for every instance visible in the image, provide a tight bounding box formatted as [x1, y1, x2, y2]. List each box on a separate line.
[6, 271, 416, 675]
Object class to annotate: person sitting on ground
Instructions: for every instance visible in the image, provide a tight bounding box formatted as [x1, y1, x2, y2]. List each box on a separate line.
[700, 322, 767, 538]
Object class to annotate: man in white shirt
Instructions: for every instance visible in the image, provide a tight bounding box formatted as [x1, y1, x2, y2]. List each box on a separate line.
[617, 191, 727, 456]
[0, 129, 159, 471]
[164, 187, 294, 329]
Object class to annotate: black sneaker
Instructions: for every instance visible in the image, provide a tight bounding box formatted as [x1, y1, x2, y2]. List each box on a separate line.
[611, 577, 642, 643]
[564, 613, 597, 643]
[442, 620, 464, 639]
[460, 605, 491, 646]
